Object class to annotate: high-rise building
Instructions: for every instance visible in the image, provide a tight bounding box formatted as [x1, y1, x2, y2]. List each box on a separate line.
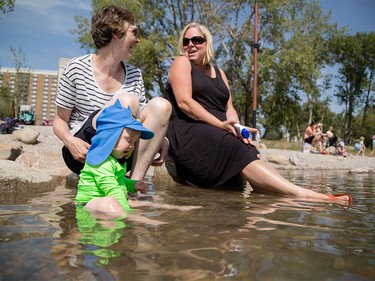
[0, 57, 70, 125]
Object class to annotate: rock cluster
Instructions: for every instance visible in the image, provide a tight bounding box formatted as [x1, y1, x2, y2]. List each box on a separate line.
[1, 126, 374, 195]
[0, 126, 70, 193]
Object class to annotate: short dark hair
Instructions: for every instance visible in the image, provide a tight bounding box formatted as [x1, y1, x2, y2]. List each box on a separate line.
[91, 5, 136, 49]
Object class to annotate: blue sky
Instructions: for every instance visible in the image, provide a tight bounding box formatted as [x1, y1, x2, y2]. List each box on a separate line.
[0, 0, 374, 70]
[0, 0, 91, 70]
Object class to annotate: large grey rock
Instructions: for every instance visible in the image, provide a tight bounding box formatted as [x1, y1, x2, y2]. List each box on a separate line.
[289, 153, 302, 166]
[12, 127, 40, 144]
[266, 154, 290, 165]
[15, 151, 71, 178]
[0, 160, 54, 193]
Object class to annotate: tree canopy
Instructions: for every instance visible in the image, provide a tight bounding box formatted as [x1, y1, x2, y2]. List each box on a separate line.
[71, 0, 375, 144]
[0, 0, 14, 17]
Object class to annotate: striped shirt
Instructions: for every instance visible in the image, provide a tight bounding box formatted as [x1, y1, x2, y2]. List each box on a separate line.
[55, 54, 147, 132]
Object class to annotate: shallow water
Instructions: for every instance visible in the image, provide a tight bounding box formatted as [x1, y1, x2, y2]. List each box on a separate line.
[0, 170, 374, 281]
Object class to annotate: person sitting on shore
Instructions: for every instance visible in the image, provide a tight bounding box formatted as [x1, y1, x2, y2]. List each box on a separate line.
[315, 123, 327, 153]
[75, 99, 154, 220]
[325, 125, 337, 148]
[337, 141, 350, 157]
[304, 122, 319, 152]
[165, 22, 352, 204]
[53, 6, 171, 181]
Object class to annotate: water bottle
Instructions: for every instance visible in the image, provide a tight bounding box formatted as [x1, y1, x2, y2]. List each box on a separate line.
[234, 123, 250, 139]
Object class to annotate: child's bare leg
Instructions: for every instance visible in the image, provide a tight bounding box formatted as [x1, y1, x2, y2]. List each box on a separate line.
[85, 197, 126, 220]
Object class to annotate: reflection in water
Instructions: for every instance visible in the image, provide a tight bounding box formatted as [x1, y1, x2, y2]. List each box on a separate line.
[0, 171, 375, 280]
[54, 204, 127, 279]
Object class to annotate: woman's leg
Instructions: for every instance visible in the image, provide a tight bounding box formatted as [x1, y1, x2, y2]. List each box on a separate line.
[241, 160, 348, 201]
[91, 93, 140, 129]
[130, 97, 172, 180]
[85, 197, 126, 220]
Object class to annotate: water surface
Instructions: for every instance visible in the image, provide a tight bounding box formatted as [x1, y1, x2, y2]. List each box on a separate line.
[0, 170, 374, 281]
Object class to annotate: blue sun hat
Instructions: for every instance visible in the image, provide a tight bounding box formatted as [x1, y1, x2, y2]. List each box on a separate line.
[86, 99, 154, 165]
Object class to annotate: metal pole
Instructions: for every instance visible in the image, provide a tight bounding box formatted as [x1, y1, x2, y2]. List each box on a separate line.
[252, 0, 258, 140]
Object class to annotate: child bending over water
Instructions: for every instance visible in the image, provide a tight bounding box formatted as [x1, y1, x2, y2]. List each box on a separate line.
[75, 99, 154, 220]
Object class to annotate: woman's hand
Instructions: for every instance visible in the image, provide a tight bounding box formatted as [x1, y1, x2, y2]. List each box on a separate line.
[65, 135, 90, 163]
[54, 106, 90, 162]
[151, 137, 170, 166]
[222, 120, 238, 135]
[224, 121, 258, 145]
[238, 125, 258, 145]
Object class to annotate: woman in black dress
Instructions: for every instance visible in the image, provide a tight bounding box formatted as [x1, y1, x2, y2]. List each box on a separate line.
[165, 22, 351, 203]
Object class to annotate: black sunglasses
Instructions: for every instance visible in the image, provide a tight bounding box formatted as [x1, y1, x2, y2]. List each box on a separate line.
[182, 36, 206, 47]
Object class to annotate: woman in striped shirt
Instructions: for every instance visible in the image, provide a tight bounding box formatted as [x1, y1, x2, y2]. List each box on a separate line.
[53, 5, 171, 181]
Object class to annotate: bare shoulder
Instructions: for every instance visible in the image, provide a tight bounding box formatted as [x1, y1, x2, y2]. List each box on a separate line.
[171, 55, 191, 67]
[169, 56, 192, 77]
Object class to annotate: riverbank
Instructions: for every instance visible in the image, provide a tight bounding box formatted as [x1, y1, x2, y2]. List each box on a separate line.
[0, 126, 374, 190]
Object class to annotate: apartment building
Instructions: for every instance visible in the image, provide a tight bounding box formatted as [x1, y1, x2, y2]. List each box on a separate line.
[0, 57, 70, 125]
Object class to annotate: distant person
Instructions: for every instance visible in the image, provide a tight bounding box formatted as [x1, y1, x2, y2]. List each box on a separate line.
[325, 125, 337, 147]
[337, 141, 350, 157]
[75, 99, 154, 220]
[371, 135, 375, 156]
[315, 123, 327, 153]
[357, 136, 366, 156]
[304, 122, 318, 152]
[53, 5, 171, 181]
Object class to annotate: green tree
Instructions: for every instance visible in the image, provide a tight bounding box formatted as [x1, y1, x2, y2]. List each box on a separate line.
[0, 83, 12, 118]
[71, 0, 234, 97]
[10, 47, 30, 119]
[351, 107, 375, 147]
[71, 0, 342, 139]
[257, 0, 343, 139]
[329, 32, 375, 143]
[0, 47, 29, 119]
[360, 33, 375, 133]
[0, 0, 14, 17]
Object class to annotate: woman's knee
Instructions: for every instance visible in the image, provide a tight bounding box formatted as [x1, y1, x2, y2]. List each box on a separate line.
[93, 93, 140, 128]
[149, 97, 171, 113]
[116, 93, 140, 115]
[141, 97, 171, 122]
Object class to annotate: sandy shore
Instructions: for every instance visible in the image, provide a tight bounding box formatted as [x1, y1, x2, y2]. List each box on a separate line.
[258, 147, 375, 172]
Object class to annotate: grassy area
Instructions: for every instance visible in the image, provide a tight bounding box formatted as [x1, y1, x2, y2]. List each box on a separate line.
[261, 139, 303, 151]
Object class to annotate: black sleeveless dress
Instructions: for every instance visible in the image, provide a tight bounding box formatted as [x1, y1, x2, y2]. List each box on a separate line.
[165, 62, 259, 188]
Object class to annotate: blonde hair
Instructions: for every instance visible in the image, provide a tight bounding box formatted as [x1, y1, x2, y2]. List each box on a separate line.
[178, 22, 213, 68]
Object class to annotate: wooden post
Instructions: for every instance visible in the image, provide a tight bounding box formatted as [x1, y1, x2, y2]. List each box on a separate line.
[252, 0, 259, 140]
